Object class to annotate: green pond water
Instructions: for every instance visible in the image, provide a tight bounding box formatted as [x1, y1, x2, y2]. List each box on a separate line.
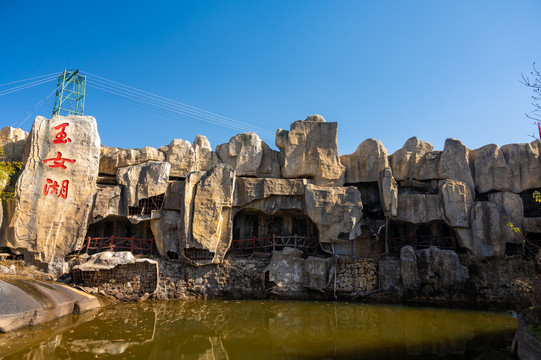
[0, 300, 517, 359]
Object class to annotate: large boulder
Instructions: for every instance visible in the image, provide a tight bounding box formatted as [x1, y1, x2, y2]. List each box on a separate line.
[116, 161, 171, 207]
[193, 135, 221, 172]
[151, 210, 181, 259]
[488, 192, 524, 244]
[159, 139, 195, 178]
[469, 144, 512, 194]
[276, 115, 345, 186]
[500, 140, 541, 193]
[304, 184, 363, 246]
[233, 177, 305, 207]
[89, 185, 125, 223]
[400, 245, 469, 293]
[410, 151, 442, 180]
[0, 126, 28, 162]
[340, 138, 389, 183]
[390, 137, 433, 181]
[216, 132, 280, 177]
[99, 146, 165, 175]
[438, 138, 474, 193]
[263, 248, 305, 295]
[396, 194, 442, 223]
[470, 201, 505, 258]
[179, 164, 235, 264]
[8, 115, 100, 274]
[439, 180, 472, 228]
[379, 167, 398, 217]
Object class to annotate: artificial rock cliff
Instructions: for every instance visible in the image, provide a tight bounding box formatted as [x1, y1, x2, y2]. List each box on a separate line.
[0, 114, 540, 283]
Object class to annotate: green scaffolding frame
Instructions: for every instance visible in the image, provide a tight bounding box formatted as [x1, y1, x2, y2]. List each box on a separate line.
[52, 69, 86, 116]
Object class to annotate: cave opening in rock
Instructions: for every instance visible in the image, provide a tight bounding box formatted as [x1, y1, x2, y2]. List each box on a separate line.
[83, 216, 156, 255]
[387, 220, 458, 255]
[525, 232, 541, 258]
[231, 209, 319, 255]
[521, 188, 541, 218]
[397, 179, 439, 195]
[128, 194, 165, 217]
[344, 182, 384, 220]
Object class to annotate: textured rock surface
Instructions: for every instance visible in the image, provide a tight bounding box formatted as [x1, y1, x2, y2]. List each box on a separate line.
[470, 144, 512, 193]
[233, 177, 305, 207]
[439, 180, 472, 227]
[99, 146, 165, 175]
[396, 194, 442, 223]
[470, 201, 505, 258]
[180, 165, 235, 264]
[7, 116, 100, 273]
[263, 248, 305, 295]
[304, 184, 363, 243]
[151, 210, 181, 258]
[276, 115, 345, 186]
[390, 137, 433, 181]
[193, 135, 221, 172]
[216, 133, 263, 176]
[400, 246, 469, 293]
[500, 140, 541, 193]
[117, 161, 170, 207]
[439, 138, 474, 192]
[340, 138, 389, 183]
[0, 126, 28, 161]
[379, 167, 398, 217]
[159, 139, 195, 177]
[89, 185, 124, 223]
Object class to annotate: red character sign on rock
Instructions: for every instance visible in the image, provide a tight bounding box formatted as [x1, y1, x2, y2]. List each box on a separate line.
[52, 122, 72, 144]
[42, 152, 76, 170]
[43, 179, 69, 199]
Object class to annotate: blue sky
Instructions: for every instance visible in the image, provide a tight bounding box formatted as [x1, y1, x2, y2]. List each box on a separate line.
[1, 0, 540, 154]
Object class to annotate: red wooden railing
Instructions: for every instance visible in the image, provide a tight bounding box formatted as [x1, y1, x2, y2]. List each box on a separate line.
[231, 234, 318, 254]
[83, 236, 154, 255]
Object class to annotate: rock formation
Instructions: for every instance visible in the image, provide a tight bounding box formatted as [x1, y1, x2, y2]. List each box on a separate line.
[4, 115, 100, 274]
[0, 113, 540, 279]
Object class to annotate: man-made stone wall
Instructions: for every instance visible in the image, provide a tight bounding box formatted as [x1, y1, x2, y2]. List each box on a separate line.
[335, 258, 378, 293]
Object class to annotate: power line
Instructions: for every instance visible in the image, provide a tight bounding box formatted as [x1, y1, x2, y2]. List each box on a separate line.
[0, 72, 61, 87]
[0, 76, 58, 97]
[12, 88, 56, 128]
[82, 71, 276, 138]
[87, 82, 275, 143]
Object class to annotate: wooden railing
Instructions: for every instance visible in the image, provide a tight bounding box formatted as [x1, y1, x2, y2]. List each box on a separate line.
[231, 235, 318, 254]
[83, 236, 154, 255]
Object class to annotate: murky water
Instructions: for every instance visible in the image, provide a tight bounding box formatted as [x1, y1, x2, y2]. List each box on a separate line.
[0, 300, 517, 359]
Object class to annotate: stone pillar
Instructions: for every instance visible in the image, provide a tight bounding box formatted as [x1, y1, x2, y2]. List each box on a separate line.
[8, 115, 100, 274]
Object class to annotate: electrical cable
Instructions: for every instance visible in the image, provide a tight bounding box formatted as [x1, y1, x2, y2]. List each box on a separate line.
[86, 75, 276, 138]
[0, 76, 58, 97]
[87, 83, 275, 143]
[0, 72, 61, 87]
[82, 72, 275, 138]
[12, 88, 56, 128]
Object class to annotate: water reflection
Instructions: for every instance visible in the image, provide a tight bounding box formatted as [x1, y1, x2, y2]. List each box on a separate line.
[0, 301, 517, 359]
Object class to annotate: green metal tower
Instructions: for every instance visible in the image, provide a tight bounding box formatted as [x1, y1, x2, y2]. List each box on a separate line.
[52, 69, 86, 116]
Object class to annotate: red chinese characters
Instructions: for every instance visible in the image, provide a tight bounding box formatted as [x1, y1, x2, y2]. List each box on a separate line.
[42, 151, 76, 169]
[42, 122, 76, 200]
[43, 179, 69, 199]
[52, 123, 72, 144]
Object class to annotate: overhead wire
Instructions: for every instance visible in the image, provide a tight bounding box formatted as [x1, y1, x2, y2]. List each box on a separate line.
[87, 82, 275, 143]
[0, 75, 58, 97]
[11, 88, 56, 128]
[86, 77, 276, 139]
[0, 72, 61, 87]
[88, 86, 240, 141]
[82, 71, 276, 138]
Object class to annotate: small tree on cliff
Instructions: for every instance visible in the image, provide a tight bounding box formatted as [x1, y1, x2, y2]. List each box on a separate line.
[0, 146, 23, 200]
[521, 62, 541, 140]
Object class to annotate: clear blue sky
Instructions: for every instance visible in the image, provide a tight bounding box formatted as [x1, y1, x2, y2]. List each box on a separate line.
[1, 0, 540, 154]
